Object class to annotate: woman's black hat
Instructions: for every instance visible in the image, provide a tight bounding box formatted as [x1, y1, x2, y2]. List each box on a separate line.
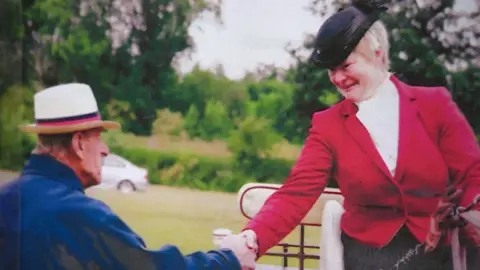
[310, 1, 388, 69]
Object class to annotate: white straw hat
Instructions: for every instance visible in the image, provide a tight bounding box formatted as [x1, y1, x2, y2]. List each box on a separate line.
[19, 83, 120, 134]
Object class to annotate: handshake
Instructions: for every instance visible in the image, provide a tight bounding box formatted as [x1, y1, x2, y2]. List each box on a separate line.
[213, 229, 258, 269]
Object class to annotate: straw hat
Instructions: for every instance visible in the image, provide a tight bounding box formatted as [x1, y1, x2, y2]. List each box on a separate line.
[19, 83, 121, 134]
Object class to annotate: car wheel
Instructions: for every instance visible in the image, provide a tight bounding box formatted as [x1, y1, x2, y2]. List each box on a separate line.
[117, 180, 136, 194]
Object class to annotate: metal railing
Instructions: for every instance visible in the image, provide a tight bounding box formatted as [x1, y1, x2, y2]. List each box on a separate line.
[264, 224, 321, 270]
[239, 185, 343, 270]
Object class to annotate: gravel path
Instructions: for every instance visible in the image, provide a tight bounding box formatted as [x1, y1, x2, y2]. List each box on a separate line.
[0, 170, 18, 184]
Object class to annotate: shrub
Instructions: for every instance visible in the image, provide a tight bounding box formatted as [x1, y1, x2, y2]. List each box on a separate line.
[151, 109, 185, 137]
[0, 84, 36, 170]
[108, 138, 343, 192]
[199, 100, 233, 141]
[109, 145, 252, 192]
[183, 105, 201, 138]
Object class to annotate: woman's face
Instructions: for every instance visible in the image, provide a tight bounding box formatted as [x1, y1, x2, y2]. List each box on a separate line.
[328, 48, 385, 102]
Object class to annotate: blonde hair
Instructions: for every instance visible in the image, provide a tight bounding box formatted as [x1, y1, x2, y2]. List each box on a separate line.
[354, 20, 390, 70]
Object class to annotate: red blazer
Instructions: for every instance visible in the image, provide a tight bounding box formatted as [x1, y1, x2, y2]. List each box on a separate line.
[244, 75, 480, 256]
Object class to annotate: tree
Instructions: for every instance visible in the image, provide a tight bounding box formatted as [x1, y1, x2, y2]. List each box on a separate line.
[22, 0, 225, 135]
[183, 104, 201, 138]
[0, 85, 36, 170]
[200, 100, 232, 141]
[228, 116, 282, 171]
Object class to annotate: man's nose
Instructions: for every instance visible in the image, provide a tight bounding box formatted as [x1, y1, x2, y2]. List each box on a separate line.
[101, 142, 110, 157]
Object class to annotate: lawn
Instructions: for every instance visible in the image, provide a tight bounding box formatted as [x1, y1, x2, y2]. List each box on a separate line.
[86, 185, 321, 269]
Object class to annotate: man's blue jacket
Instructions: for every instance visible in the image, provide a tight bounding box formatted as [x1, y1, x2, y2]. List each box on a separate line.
[0, 154, 241, 270]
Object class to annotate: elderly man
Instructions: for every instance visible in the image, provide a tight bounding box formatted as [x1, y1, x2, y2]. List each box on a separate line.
[0, 83, 254, 270]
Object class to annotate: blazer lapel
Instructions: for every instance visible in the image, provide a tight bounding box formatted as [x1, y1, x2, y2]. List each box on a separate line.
[341, 100, 393, 179]
[391, 76, 418, 182]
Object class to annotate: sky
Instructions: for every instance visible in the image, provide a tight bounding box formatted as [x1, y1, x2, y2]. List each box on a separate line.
[177, 0, 478, 80]
[177, 0, 321, 79]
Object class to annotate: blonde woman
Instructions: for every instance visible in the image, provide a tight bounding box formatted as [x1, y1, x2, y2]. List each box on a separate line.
[221, 2, 480, 269]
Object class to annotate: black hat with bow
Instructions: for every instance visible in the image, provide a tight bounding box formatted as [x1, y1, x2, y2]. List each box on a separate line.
[310, 1, 388, 69]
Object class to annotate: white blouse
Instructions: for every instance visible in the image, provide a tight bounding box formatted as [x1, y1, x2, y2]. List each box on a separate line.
[356, 76, 400, 177]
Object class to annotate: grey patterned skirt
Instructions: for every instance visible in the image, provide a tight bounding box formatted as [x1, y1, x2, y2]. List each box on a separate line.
[342, 226, 479, 270]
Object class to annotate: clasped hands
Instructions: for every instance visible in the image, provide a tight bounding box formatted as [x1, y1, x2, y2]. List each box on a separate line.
[219, 230, 258, 270]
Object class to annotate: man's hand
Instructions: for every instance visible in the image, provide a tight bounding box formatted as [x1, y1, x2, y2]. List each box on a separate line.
[219, 230, 258, 270]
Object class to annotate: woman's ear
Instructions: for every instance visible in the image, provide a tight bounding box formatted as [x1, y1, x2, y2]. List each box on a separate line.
[374, 47, 385, 65]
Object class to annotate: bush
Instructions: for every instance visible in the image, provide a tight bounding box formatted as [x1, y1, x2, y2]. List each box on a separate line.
[108, 142, 301, 192]
[109, 145, 251, 192]
[183, 105, 201, 138]
[0, 84, 36, 170]
[199, 100, 233, 141]
[108, 137, 342, 192]
[151, 109, 184, 137]
[183, 101, 234, 141]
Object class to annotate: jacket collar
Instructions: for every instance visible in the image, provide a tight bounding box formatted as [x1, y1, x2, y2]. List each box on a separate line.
[340, 74, 416, 117]
[21, 154, 84, 192]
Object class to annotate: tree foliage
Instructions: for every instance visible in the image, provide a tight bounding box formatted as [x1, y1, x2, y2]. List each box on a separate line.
[1, 0, 479, 174]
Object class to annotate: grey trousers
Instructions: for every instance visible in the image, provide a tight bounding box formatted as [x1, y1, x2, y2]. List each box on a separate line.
[342, 226, 479, 270]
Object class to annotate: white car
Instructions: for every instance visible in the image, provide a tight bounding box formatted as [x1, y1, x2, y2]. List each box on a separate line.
[97, 153, 149, 193]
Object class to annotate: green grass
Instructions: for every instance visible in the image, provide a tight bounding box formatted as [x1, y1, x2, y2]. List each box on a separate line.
[86, 185, 321, 269]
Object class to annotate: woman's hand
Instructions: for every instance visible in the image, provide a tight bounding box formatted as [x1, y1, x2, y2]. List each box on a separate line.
[425, 185, 464, 252]
[459, 195, 480, 247]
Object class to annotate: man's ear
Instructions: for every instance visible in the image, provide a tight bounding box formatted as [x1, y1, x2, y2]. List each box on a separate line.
[71, 132, 85, 159]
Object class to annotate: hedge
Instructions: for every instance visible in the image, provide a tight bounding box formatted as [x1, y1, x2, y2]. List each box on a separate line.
[109, 145, 297, 192]
[1, 132, 342, 193]
[0, 132, 298, 193]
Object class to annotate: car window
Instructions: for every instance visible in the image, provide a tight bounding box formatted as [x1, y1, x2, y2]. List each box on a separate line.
[103, 156, 126, 168]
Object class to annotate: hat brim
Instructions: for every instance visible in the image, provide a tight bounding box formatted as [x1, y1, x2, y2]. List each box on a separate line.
[19, 120, 121, 134]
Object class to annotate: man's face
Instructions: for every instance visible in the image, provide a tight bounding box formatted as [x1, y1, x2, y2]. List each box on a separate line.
[327, 47, 385, 102]
[72, 128, 109, 188]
